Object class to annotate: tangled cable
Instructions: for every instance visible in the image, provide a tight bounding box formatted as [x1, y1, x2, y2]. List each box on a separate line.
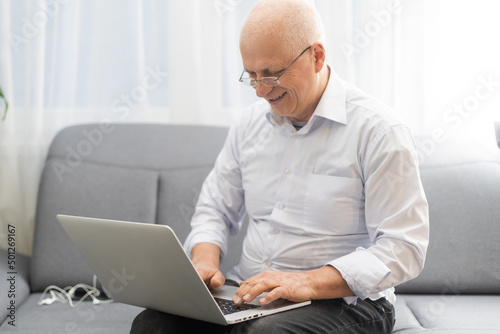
[37, 275, 113, 307]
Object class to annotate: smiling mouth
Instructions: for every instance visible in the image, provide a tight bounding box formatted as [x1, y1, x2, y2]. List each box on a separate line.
[269, 91, 287, 102]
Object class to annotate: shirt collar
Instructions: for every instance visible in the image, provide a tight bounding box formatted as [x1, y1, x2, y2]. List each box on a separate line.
[265, 65, 347, 128]
[313, 65, 347, 125]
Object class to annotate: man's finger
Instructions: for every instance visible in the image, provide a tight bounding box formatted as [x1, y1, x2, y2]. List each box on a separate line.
[242, 280, 273, 302]
[259, 287, 287, 305]
[234, 280, 262, 305]
[209, 271, 225, 290]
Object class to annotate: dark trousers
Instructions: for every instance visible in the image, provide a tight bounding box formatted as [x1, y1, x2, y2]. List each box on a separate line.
[130, 296, 395, 334]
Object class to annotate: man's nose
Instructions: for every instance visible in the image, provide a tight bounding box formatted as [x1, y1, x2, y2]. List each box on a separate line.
[255, 82, 273, 98]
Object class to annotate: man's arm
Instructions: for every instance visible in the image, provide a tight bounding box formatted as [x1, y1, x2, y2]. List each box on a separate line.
[328, 125, 429, 300]
[191, 242, 225, 290]
[183, 115, 246, 265]
[233, 266, 354, 305]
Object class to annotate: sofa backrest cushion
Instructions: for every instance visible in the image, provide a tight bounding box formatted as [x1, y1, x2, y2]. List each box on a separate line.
[30, 124, 230, 291]
[396, 138, 500, 294]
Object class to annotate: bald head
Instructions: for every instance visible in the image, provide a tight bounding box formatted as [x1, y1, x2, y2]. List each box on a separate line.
[240, 0, 326, 57]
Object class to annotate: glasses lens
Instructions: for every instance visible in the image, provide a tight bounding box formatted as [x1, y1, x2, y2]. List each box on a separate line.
[240, 78, 254, 86]
[262, 78, 279, 87]
[240, 77, 278, 87]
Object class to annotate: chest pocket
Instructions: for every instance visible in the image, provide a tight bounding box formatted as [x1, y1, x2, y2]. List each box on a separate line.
[302, 175, 364, 235]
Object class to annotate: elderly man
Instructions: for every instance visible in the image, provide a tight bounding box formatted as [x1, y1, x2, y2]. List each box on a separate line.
[131, 0, 429, 333]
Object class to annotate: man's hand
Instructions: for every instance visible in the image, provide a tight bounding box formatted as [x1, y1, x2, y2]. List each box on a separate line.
[232, 266, 354, 306]
[191, 243, 225, 290]
[233, 270, 314, 305]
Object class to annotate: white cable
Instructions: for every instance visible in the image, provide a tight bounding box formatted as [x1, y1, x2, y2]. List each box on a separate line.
[37, 275, 113, 307]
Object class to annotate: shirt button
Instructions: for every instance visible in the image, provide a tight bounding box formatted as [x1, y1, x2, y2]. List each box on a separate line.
[273, 228, 280, 234]
[278, 203, 285, 210]
[284, 168, 291, 175]
[264, 261, 272, 268]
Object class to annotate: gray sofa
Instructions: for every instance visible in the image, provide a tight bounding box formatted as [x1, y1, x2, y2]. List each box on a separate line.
[1, 123, 499, 333]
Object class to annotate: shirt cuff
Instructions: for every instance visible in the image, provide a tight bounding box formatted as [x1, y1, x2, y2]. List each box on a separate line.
[328, 247, 392, 301]
[183, 228, 229, 260]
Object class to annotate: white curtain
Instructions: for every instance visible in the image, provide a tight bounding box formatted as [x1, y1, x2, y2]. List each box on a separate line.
[352, 0, 500, 144]
[1, 0, 499, 256]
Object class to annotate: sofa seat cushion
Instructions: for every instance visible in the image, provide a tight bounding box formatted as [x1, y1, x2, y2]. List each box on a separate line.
[393, 295, 500, 333]
[0, 293, 143, 333]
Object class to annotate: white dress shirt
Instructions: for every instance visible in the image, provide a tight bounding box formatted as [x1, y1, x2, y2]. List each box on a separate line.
[184, 68, 429, 305]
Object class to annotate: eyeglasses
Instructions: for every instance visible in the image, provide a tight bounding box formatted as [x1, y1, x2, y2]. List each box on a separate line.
[239, 45, 312, 88]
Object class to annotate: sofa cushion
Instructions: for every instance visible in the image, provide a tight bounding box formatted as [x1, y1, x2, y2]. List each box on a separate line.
[396, 139, 500, 294]
[157, 168, 213, 245]
[46, 123, 228, 171]
[391, 297, 427, 333]
[31, 161, 159, 292]
[393, 295, 500, 333]
[0, 294, 143, 333]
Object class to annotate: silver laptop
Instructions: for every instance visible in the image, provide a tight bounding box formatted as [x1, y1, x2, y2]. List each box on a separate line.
[57, 214, 310, 325]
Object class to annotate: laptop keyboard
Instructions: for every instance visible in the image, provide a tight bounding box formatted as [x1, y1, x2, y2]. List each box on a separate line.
[214, 297, 260, 315]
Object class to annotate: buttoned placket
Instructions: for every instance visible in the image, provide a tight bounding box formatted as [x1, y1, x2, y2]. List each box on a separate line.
[263, 128, 301, 271]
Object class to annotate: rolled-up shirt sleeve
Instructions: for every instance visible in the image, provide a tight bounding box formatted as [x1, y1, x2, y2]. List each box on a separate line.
[184, 118, 246, 259]
[329, 124, 429, 303]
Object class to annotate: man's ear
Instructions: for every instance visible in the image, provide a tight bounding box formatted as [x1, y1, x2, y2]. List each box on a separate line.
[311, 42, 326, 73]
